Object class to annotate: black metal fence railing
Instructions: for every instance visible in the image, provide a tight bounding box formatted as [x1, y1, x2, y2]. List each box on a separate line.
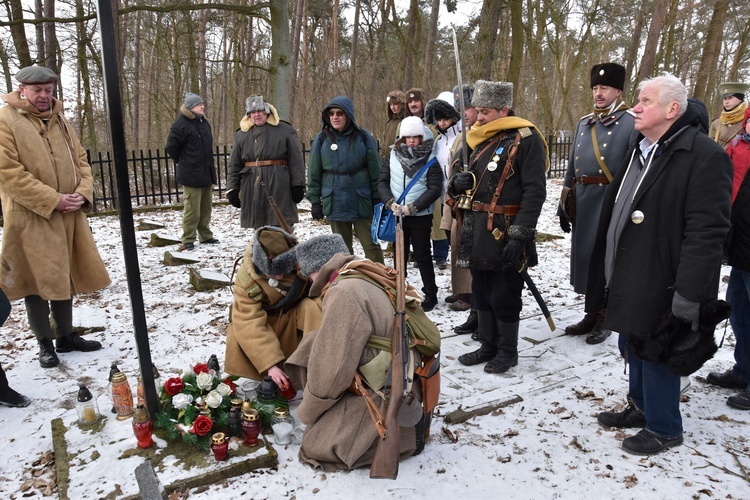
[86, 136, 571, 212]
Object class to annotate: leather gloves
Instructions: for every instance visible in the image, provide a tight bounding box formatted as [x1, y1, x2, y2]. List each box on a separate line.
[311, 203, 324, 220]
[501, 238, 524, 271]
[291, 186, 305, 203]
[451, 172, 475, 193]
[672, 292, 700, 331]
[559, 215, 571, 233]
[227, 190, 241, 208]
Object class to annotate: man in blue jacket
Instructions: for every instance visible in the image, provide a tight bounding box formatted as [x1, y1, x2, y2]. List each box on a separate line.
[306, 96, 384, 264]
[166, 92, 218, 251]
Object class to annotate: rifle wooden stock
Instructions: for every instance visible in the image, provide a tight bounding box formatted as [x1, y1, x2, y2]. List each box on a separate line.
[259, 180, 293, 234]
[369, 219, 407, 479]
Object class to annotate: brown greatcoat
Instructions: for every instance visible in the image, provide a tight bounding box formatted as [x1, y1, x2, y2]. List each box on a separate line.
[224, 243, 322, 380]
[0, 92, 110, 301]
[286, 254, 417, 471]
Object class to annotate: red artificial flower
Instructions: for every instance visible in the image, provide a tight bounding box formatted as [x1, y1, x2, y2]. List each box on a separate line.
[164, 377, 184, 396]
[193, 363, 210, 374]
[222, 378, 237, 395]
[192, 415, 213, 436]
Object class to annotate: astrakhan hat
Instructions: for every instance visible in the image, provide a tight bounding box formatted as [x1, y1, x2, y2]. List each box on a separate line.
[246, 95, 271, 114]
[295, 234, 349, 278]
[472, 80, 513, 110]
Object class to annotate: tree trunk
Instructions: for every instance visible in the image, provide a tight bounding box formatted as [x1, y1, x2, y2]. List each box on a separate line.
[692, 0, 730, 102]
[474, 0, 502, 80]
[269, 0, 292, 119]
[6, 0, 32, 69]
[404, 0, 419, 87]
[421, 0, 440, 95]
[507, 0, 523, 100]
[348, 0, 361, 98]
[635, 0, 669, 82]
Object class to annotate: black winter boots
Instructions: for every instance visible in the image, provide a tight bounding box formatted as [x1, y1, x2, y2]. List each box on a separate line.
[484, 320, 519, 374]
[38, 338, 59, 368]
[458, 311, 498, 365]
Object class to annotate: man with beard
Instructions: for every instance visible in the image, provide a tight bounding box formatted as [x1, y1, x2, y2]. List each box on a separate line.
[559, 63, 635, 344]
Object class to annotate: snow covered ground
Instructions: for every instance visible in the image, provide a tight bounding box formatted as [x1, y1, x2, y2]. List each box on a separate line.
[0, 178, 747, 498]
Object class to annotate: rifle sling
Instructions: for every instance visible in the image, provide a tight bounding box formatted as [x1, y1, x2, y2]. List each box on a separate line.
[486, 132, 522, 233]
[348, 372, 387, 439]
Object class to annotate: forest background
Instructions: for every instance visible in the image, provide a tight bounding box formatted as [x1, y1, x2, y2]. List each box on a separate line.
[1, 0, 749, 154]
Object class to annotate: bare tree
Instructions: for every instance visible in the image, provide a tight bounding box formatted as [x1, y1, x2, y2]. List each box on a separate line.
[692, 0, 731, 101]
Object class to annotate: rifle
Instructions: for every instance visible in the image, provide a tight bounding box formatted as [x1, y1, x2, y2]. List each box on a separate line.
[370, 214, 407, 479]
[259, 179, 293, 234]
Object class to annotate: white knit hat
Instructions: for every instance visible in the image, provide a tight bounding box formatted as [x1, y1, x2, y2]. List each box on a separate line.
[399, 116, 425, 139]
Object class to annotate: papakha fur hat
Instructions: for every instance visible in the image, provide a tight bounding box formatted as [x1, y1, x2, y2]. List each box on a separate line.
[590, 63, 626, 91]
[246, 95, 271, 115]
[453, 84, 474, 108]
[472, 80, 513, 110]
[295, 233, 350, 278]
[252, 226, 298, 277]
[425, 98, 460, 126]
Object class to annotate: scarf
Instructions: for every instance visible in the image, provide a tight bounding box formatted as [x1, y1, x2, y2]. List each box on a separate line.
[467, 116, 550, 171]
[592, 97, 630, 120]
[2, 91, 82, 180]
[713, 101, 749, 142]
[394, 138, 434, 176]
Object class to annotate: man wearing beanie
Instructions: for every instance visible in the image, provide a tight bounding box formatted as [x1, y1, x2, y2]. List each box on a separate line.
[166, 92, 218, 251]
[0, 66, 111, 368]
[225, 226, 330, 390]
[286, 234, 432, 470]
[709, 82, 749, 149]
[226, 95, 306, 229]
[447, 79, 548, 375]
[306, 96, 384, 264]
[559, 62, 635, 344]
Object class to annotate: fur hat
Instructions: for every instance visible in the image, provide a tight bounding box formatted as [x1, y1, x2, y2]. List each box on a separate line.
[399, 116, 425, 138]
[590, 63, 626, 91]
[630, 299, 731, 376]
[424, 98, 460, 126]
[16, 65, 58, 85]
[184, 92, 204, 110]
[386, 90, 406, 105]
[406, 88, 424, 103]
[472, 80, 513, 110]
[252, 226, 298, 277]
[296, 234, 350, 278]
[453, 84, 474, 108]
[246, 95, 271, 115]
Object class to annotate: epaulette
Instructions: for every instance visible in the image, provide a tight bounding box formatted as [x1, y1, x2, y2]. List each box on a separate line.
[579, 112, 595, 122]
[236, 266, 264, 302]
[625, 109, 636, 117]
[518, 127, 532, 138]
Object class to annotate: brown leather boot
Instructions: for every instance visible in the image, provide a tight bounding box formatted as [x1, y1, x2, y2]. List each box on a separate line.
[564, 312, 598, 336]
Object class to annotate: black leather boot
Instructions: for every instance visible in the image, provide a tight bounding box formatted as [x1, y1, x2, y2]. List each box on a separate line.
[38, 338, 60, 368]
[564, 312, 598, 336]
[454, 309, 478, 335]
[56, 333, 102, 352]
[458, 311, 497, 366]
[484, 320, 519, 374]
[586, 309, 612, 344]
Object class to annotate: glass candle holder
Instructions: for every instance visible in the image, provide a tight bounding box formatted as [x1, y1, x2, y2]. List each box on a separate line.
[132, 405, 154, 448]
[111, 372, 135, 420]
[76, 383, 101, 425]
[241, 409, 261, 446]
[271, 407, 295, 445]
[211, 433, 229, 461]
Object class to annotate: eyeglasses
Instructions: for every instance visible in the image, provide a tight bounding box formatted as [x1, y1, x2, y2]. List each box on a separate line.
[328, 110, 346, 118]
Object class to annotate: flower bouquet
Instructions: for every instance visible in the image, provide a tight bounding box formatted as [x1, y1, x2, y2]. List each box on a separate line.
[155, 362, 238, 450]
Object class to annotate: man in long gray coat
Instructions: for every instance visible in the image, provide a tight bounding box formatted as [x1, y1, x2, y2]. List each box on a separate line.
[560, 63, 635, 344]
[589, 74, 731, 455]
[226, 95, 306, 229]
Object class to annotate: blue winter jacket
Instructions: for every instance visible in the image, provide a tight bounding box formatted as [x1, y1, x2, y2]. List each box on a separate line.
[306, 96, 382, 222]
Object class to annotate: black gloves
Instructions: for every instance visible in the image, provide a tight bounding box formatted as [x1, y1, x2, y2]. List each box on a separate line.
[559, 215, 571, 233]
[227, 190, 241, 208]
[501, 238, 524, 271]
[311, 203, 324, 220]
[291, 186, 305, 204]
[451, 172, 475, 193]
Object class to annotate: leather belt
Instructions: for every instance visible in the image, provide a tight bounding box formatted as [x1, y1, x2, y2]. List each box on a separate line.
[575, 175, 609, 185]
[244, 159, 286, 167]
[472, 202, 520, 216]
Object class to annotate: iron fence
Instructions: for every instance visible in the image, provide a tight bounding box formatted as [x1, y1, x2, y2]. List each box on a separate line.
[86, 136, 571, 213]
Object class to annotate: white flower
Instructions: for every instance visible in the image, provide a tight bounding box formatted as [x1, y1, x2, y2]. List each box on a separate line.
[205, 390, 223, 408]
[180, 365, 196, 378]
[172, 393, 193, 410]
[215, 382, 232, 397]
[196, 372, 214, 391]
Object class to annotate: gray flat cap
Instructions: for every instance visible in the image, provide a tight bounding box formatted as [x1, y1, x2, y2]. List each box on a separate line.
[16, 66, 59, 84]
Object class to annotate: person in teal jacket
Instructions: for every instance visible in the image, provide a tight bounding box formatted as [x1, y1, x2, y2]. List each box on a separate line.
[307, 96, 384, 263]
